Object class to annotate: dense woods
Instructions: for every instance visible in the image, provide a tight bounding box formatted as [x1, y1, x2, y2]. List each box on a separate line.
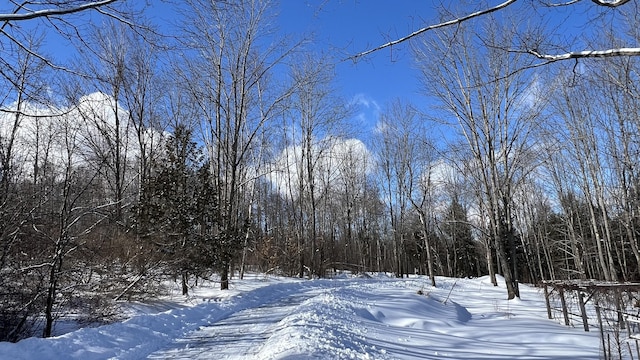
[1, 0, 640, 340]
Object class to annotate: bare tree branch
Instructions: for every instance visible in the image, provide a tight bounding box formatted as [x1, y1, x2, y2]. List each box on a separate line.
[542, 0, 581, 6]
[348, 0, 517, 61]
[590, 0, 631, 7]
[0, 106, 73, 118]
[94, 6, 136, 28]
[349, 0, 635, 61]
[0, 27, 86, 77]
[529, 47, 640, 61]
[0, 0, 118, 22]
[543, 0, 630, 6]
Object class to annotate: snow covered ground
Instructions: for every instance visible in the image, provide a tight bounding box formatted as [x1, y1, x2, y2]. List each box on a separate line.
[0, 274, 604, 359]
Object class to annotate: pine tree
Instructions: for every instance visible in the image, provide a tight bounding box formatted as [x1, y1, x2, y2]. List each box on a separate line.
[136, 125, 218, 295]
[442, 196, 478, 278]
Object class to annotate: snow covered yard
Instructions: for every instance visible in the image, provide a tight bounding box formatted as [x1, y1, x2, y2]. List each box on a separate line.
[0, 274, 602, 359]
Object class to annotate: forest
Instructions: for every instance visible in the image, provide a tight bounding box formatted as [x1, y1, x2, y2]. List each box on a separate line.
[1, 0, 639, 342]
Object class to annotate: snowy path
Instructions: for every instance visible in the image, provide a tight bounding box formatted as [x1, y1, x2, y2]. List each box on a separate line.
[0, 274, 609, 359]
[147, 289, 325, 359]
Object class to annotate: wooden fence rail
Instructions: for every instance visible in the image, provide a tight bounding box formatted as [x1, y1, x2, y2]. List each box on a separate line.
[542, 280, 640, 360]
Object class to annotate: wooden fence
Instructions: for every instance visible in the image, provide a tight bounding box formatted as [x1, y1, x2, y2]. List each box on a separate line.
[542, 280, 640, 360]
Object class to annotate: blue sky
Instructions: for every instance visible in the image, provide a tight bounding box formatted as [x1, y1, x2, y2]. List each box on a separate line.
[272, 0, 603, 137]
[278, 1, 437, 132]
[22, 0, 432, 138]
[33, 0, 609, 138]
[128, 0, 435, 136]
[279, 1, 435, 99]
[273, 1, 456, 143]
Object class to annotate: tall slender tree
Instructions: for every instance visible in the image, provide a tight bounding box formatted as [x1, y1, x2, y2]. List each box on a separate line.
[277, 53, 350, 277]
[417, 16, 544, 299]
[180, 0, 299, 289]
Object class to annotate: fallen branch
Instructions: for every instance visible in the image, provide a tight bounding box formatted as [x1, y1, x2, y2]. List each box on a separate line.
[443, 280, 458, 305]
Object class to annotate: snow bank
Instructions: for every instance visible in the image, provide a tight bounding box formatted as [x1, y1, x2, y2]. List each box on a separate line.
[0, 275, 604, 360]
[0, 277, 321, 359]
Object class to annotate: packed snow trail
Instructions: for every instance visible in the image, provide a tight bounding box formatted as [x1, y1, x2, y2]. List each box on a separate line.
[146, 289, 326, 359]
[0, 274, 605, 359]
[146, 276, 602, 359]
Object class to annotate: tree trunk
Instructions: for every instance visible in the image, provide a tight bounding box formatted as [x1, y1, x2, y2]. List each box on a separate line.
[43, 265, 58, 338]
[495, 233, 518, 299]
[418, 212, 436, 287]
[220, 262, 229, 290]
[181, 271, 189, 296]
[486, 239, 497, 286]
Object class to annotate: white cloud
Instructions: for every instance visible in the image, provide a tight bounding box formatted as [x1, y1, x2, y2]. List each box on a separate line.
[350, 93, 380, 111]
[267, 136, 373, 200]
[0, 92, 164, 182]
[350, 93, 381, 129]
[517, 75, 545, 111]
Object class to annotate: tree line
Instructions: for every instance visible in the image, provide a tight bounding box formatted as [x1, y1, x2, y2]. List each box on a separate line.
[1, 0, 640, 341]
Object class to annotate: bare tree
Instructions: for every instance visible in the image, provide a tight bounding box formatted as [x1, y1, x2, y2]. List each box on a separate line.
[417, 18, 544, 298]
[0, 32, 51, 342]
[372, 101, 416, 278]
[548, 71, 620, 281]
[180, 0, 298, 289]
[0, 1, 134, 82]
[331, 139, 375, 272]
[277, 53, 350, 277]
[29, 101, 113, 338]
[373, 100, 438, 284]
[71, 19, 164, 226]
[592, 51, 640, 280]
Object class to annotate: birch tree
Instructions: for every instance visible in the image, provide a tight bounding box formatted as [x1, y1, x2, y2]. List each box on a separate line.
[374, 100, 438, 284]
[548, 72, 620, 281]
[331, 139, 375, 271]
[594, 54, 640, 280]
[372, 101, 419, 278]
[417, 18, 544, 299]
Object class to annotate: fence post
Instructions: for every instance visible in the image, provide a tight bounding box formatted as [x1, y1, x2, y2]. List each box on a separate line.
[596, 300, 608, 360]
[578, 290, 589, 332]
[617, 289, 625, 330]
[543, 282, 553, 320]
[559, 287, 570, 326]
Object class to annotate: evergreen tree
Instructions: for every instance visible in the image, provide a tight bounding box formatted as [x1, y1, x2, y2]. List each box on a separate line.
[136, 125, 218, 295]
[442, 197, 478, 278]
